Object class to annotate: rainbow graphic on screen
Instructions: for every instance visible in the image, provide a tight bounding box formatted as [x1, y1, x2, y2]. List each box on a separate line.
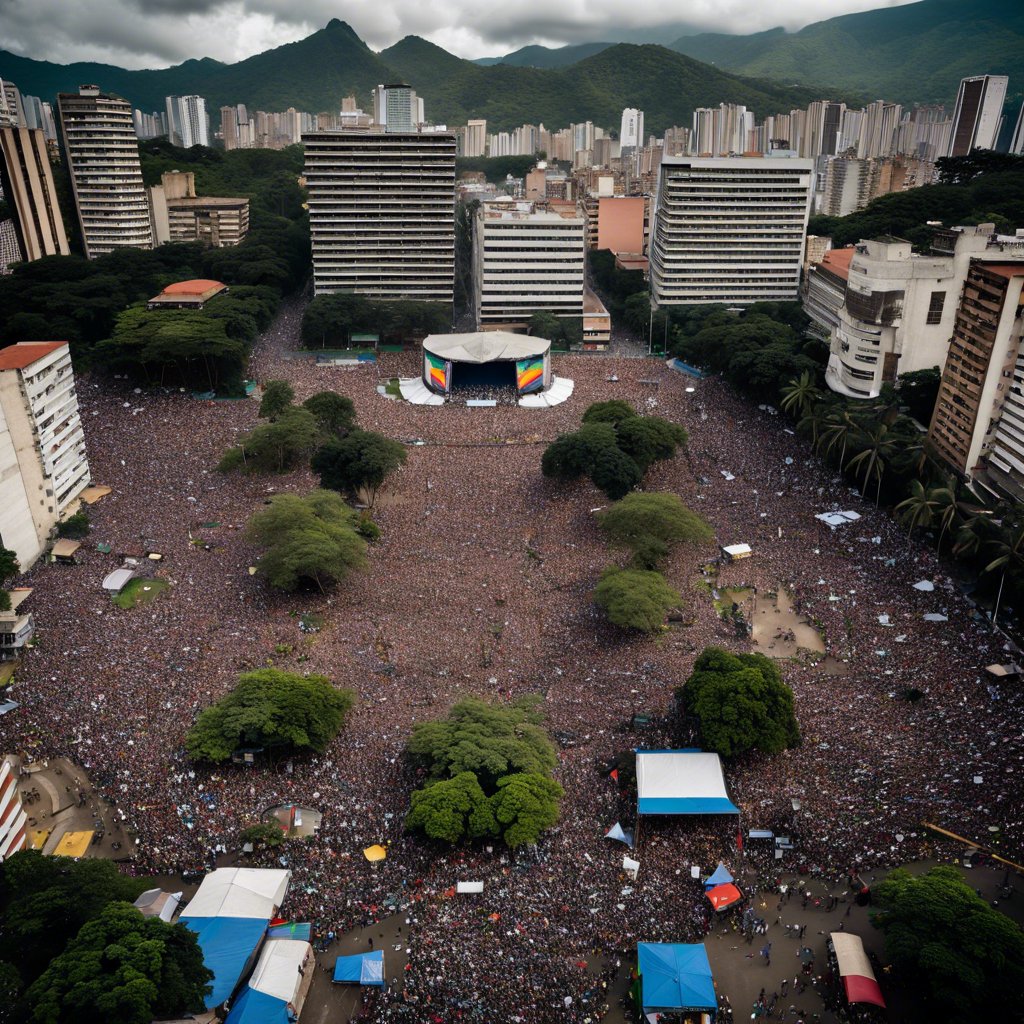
[516, 357, 545, 394]
[425, 352, 449, 392]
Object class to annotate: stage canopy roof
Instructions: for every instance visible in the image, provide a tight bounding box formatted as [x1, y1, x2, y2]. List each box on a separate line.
[183, 916, 268, 1008]
[423, 331, 549, 363]
[181, 868, 291, 921]
[635, 750, 739, 815]
[333, 949, 385, 986]
[224, 939, 312, 1024]
[638, 943, 716, 1012]
[831, 933, 886, 1008]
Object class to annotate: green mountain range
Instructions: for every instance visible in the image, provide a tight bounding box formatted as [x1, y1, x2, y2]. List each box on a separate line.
[473, 42, 614, 68]
[0, 19, 825, 135]
[670, 0, 1024, 106]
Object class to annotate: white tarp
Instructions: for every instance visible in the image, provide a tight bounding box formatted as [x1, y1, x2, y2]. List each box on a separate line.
[623, 856, 640, 879]
[923, 612, 948, 622]
[815, 510, 861, 527]
[248, 938, 311, 1002]
[102, 567, 135, 593]
[181, 867, 291, 920]
[635, 751, 739, 815]
[913, 580, 935, 592]
[456, 881, 484, 894]
[722, 544, 752, 558]
[133, 888, 181, 922]
[423, 331, 549, 363]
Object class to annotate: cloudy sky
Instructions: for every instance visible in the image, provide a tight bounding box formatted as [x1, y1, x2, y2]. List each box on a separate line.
[0, 0, 918, 67]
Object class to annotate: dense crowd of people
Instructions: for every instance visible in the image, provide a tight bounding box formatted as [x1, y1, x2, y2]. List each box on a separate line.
[2, 296, 1021, 1023]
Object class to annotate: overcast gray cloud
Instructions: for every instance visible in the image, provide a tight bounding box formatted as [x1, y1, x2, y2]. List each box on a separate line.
[0, 0, 918, 67]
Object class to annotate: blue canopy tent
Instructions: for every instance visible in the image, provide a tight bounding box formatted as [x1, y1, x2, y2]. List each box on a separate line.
[637, 943, 717, 1015]
[182, 917, 269, 1008]
[223, 987, 291, 1024]
[333, 949, 385, 987]
[703, 863, 734, 890]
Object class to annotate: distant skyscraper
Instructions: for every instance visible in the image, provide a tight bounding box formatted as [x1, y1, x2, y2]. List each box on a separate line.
[464, 119, 486, 157]
[0, 126, 70, 264]
[948, 75, 1009, 156]
[1011, 104, 1024, 155]
[857, 100, 901, 159]
[303, 130, 456, 301]
[0, 80, 24, 126]
[58, 85, 153, 258]
[619, 107, 644, 170]
[165, 95, 209, 148]
[373, 84, 420, 132]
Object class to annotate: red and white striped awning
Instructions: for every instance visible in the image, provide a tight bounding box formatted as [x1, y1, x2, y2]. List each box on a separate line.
[831, 932, 886, 1009]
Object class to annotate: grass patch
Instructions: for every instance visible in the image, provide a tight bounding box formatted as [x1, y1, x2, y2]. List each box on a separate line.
[0, 662, 15, 688]
[385, 378, 402, 397]
[112, 577, 169, 609]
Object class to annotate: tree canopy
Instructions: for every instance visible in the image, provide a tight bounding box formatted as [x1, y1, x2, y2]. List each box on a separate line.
[312, 430, 407, 505]
[301, 292, 451, 348]
[186, 668, 355, 762]
[303, 391, 356, 437]
[246, 491, 367, 593]
[593, 566, 681, 632]
[0, 547, 18, 612]
[678, 646, 800, 757]
[219, 405, 320, 473]
[404, 697, 563, 848]
[598, 492, 711, 568]
[258, 379, 295, 419]
[26, 903, 212, 1024]
[872, 866, 1024, 1024]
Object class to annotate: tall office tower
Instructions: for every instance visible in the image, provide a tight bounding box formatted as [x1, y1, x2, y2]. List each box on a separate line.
[572, 121, 595, 153]
[372, 84, 419, 132]
[0, 126, 70, 263]
[303, 131, 456, 301]
[857, 100, 902, 158]
[1011, 105, 1024, 155]
[821, 102, 845, 156]
[821, 156, 876, 217]
[691, 108, 716, 155]
[649, 156, 814, 306]
[620, 107, 645, 171]
[472, 198, 585, 328]
[947, 75, 1008, 156]
[57, 86, 153, 258]
[464, 119, 487, 157]
[165, 95, 209, 148]
[22, 96, 57, 141]
[220, 106, 238, 148]
[0, 80, 25, 125]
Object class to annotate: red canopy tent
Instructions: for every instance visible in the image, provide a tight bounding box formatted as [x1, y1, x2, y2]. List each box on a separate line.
[831, 932, 886, 1009]
[706, 883, 742, 912]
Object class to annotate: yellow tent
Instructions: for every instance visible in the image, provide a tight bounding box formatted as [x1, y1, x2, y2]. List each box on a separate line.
[363, 844, 387, 863]
[53, 830, 93, 857]
[28, 829, 50, 850]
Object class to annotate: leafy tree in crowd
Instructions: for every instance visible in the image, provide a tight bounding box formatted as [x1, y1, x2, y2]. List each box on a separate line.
[239, 822, 287, 849]
[312, 430, 407, 505]
[303, 391, 356, 437]
[598, 493, 711, 569]
[678, 647, 800, 757]
[26, 903, 212, 1024]
[246, 491, 367, 593]
[219, 406, 320, 473]
[594, 566, 680, 633]
[186, 668, 355, 762]
[405, 772, 496, 844]
[872, 866, 1024, 1024]
[489, 773, 564, 848]
[258, 379, 295, 420]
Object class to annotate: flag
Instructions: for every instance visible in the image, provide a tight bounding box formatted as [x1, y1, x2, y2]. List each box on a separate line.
[610, 768, 619, 782]
[736, 831, 744, 851]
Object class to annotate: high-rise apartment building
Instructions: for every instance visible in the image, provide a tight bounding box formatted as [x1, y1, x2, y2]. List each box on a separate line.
[165, 95, 209, 148]
[620, 107, 645, 172]
[303, 130, 456, 301]
[472, 198, 586, 328]
[57, 85, 153, 258]
[0, 342, 90, 571]
[857, 101, 902, 159]
[1009, 104, 1024, 155]
[133, 108, 167, 139]
[148, 170, 249, 248]
[0, 80, 24, 126]
[947, 75, 1008, 157]
[373, 84, 421, 132]
[649, 156, 813, 306]
[464, 119, 487, 157]
[0, 126, 70, 265]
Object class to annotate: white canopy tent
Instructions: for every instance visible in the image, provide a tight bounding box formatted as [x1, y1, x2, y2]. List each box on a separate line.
[635, 751, 739, 816]
[181, 867, 291, 920]
[422, 332, 549, 363]
[247, 938, 311, 1002]
[456, 881, 484, 894]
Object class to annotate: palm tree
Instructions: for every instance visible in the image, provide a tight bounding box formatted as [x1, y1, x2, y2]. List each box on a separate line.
[846, 421, 899, 506]
[781, 371, 822, 419]
[797, 403, 828, 447]
[984, 523, 1024, 627]
[894, 480, 937, 546]
[819, 409, 857, 470]
[930, 485, 959, 554]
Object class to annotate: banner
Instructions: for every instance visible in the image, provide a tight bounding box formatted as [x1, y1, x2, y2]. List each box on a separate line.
[425, 352, 450, 393]
[516, 357, 545, 394]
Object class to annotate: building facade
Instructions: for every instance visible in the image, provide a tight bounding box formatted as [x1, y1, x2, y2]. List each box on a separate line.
[947, 75, 1008, 157]
[0, 126, 70, 265]
[148, 171, 249, 247]
[165, 95, 209, 148]
[0, 342, 90, 571]
[303, 130, 456, 301]
[649, 156, 813, 306]
[0, 759, 27, 859]
[57, 85, 153, 258]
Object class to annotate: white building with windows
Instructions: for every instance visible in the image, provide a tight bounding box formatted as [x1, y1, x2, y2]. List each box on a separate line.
[649, 156, 813, 306]
[303, 130, 456, 301]
[57, 85, 153, 257]
[0, 342, 90, 570]
[164, 94, 209, 148]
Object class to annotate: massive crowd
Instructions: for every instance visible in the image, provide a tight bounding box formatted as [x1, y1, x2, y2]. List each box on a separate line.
[2, 296, 1022, 1023]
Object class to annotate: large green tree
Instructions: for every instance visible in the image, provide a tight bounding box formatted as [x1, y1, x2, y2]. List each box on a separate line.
[0, 852, 149, 986]
[598, 493, 711, 568]
[593, 566, 680, 632]
[489, 773, 564, 848]
[872, 866, 1024, 1023]
[312, 430, 407, 505]
[186, 668, 355, 762]
[679, 646, 800, 757]
[405, 772, 496, 844]
[258, 379, 295, 420]
[26, 903, 212, 1024]
[219, 406, 320, 473]
[0, 547, 18, 612]
[303, 391, 356, 437]
[246, 490, 367, 592]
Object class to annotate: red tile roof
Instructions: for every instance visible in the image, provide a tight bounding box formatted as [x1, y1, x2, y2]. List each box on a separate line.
[819, 247, 855, 281]
[0, 342, 66, 371]
[160, 279, 226, 295]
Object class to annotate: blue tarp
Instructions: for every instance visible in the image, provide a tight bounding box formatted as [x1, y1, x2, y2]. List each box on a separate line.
[638, 943, 717, 1012]
[224, 987, 290, 1024]
[704, 862, 734, 889]
[267, 922, 312, 941]
[183, 917, 268, 1008]
[638, 796, 741, 814]
[333, 949, 384, 986]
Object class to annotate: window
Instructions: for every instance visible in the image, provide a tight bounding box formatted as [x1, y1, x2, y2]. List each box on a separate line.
[927, 290, 946, 325]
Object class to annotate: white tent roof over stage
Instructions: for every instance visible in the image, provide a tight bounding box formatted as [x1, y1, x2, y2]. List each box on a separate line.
[423, 332, 550, 363]
[635, 750, 740, 815]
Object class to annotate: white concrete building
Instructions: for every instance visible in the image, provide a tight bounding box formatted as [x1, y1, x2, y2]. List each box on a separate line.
[649, 156, 813, 306]
[303, 130, 456, 301]
[948, 75, 1008, 157]
[57, 85, 153, 258]
[472, 198, 586, 328]
[0, 342, 90, 570]
[164, 94, 209, 148]
[826, 225, 1024, 399]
